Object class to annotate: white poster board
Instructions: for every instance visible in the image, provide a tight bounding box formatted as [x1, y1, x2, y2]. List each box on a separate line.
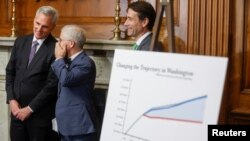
[100, 49, 228, 141]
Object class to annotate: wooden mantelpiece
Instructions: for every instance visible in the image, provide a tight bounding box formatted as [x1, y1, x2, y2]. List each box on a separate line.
[0, 37, 134, 88]
[0, 37, 16, 46]
[85, 39, 134, 50]
[0, 37, 134, 49]
[83, 39, 134, 88]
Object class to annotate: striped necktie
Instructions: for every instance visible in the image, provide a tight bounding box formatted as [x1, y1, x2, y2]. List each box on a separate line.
[132, 43, 139, 50]
[28, 40, 39, 65]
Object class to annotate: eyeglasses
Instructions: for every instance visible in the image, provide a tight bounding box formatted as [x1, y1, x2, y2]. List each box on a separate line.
[57, 38, 71, 48]
[57, 38, 70, 42]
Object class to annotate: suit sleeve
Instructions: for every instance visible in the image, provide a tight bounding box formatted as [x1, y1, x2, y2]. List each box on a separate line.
[29, 67, 58, 112]
[51, 58, 95, 87]
[5, 39, 19, 103]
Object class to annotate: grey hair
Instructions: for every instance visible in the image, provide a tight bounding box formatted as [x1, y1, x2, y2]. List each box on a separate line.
[36, 6, 59, 24]
[61, 25, 86, 49]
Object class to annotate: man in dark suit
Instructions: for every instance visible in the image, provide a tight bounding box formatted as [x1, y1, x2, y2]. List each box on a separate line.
[51, 25, 99, 141]
[124, 1, 162, 51]
[5, 6, 59, 141]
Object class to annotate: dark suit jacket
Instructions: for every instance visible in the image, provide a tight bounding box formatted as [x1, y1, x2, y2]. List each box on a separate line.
[51, 52, 98, 136]
[138, 33, 162, 51]
[5, 34, 58, 126]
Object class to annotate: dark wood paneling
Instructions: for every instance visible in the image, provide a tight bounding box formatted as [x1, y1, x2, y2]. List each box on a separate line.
[187, 0, 229, 56]
[227, 0, 250, 124]
[0, 0, 129, 38]
[230, 108, 250, 124]
[185, 0, 231, 124]
[242, 0, 250, 93]
[0, 0, 181, 41]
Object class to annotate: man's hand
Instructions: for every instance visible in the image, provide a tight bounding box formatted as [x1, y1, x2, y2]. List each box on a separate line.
[55, 42, 66, 59]
[9, 100, 20, 117]
[16, 106, 32, 121]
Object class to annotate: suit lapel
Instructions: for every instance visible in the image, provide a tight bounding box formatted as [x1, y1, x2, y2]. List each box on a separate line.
[28, 43, 47, 68]
[69, 52, 84, 69]
[23, 36, 34, 68]
[139, 33, 152, 50]
[27, 34, 55, 69]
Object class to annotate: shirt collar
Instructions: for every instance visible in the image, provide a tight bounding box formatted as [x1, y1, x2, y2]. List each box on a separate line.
[136, 31, 151, 46]
[33, 37, 46, 46]
[70, 50, 83, 61]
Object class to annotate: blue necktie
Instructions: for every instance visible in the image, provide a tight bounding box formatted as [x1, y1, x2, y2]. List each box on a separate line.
[28, 40, 39, 65]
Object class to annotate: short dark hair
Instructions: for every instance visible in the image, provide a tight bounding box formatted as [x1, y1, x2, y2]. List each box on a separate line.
[128, 1, 156, 31]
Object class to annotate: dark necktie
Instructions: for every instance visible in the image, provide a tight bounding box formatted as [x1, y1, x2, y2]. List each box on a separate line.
[28, 40, 39, 65]
[132, 43, 139, 50]
[64, 57, 72, 68]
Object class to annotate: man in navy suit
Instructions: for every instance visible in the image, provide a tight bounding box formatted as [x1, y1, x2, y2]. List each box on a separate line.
[51, 25, 99, 141]
[124, 1, 162, 51]
[5, 6, 59, 141]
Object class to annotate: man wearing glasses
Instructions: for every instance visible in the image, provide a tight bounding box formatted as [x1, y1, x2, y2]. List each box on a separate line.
[52, 25, 99, 141]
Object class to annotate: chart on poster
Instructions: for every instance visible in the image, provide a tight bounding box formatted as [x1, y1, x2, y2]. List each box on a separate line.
[100, 49, 228, 141]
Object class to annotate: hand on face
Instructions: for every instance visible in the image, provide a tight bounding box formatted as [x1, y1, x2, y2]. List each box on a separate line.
[55, 42, 66, 59]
